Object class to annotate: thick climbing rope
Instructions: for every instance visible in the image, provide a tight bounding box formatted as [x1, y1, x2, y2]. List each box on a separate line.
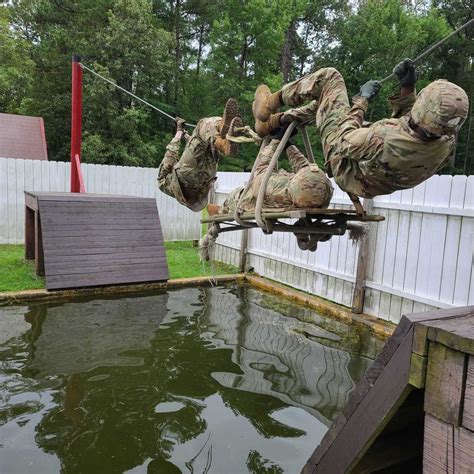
[380, 18, 474, 84]
[79, 63, 197, 128]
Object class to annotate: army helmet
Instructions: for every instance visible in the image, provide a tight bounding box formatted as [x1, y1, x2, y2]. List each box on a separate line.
[288, 164, 334, 208]
[410, 79, 469, 136]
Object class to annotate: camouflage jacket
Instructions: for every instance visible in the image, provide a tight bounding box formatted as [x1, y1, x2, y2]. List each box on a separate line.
[329, 91, 455, 198]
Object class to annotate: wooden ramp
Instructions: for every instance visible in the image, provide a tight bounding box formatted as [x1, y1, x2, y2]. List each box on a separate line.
[0, 112, 48, 160]
[303, 306, 474, 473]
[25, 192, 169, 290]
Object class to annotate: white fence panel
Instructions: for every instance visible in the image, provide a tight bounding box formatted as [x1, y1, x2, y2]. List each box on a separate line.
[0, 158, 201, 243]
[213, 172, 474, 322]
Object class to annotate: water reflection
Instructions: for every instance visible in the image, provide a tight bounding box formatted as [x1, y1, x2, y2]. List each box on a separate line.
[0, 285, 383, 473]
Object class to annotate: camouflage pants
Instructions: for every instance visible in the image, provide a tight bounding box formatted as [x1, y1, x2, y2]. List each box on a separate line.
[158, 117, 221, 212]
[222, 140, 333, 213]
[282, 67, 351, 160]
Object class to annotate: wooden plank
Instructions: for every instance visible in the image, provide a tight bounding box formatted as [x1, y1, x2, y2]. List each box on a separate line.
[35, 193, 151, 202]
[424, 342, 466, 425]
[454, 426, 474, 473]
[44, 250, 167, 264]
[43, 228, 163, 239]
[463, 355, 474, 431]
[45, 260, 167, 277]
[423, 413, 453, 473]
[42, 239, 162, 252]
[41, 245, 167, 258]
[423, 414, 474, 473]
[38, 200, 157, 210]
[409, 352, 427, 389]
[303, 327, 414, 473]
[46, 268, 168, 289]
[42, 222, 162, 232]
[426, 313, 474, 355]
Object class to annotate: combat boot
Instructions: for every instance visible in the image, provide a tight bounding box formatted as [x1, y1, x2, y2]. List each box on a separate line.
[207, 204, 221, 216]
[228, 116, 243, 137]
[254, 112, 284, 138]
[214, 136, 237, 156]
[219, 98, 239, 138]
[253, 85, 282, 122]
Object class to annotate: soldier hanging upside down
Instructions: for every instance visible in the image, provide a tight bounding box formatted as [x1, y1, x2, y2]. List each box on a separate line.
[211, 135, 333, 215]
[252, 59, 469, 198]
[158, 99, 244, 212]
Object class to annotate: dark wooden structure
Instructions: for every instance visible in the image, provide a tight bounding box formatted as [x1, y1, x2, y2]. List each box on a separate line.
[303, 306, 474, 473]
[25, 192, 168, 290]
[0, 112, 48, 161]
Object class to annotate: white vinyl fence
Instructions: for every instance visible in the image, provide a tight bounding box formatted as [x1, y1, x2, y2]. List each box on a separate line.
[213, 172, 474, 323]
[0, 157, 201, 243]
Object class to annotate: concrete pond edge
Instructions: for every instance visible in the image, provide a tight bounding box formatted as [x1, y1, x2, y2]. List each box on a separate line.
[0, 273, 394, 338]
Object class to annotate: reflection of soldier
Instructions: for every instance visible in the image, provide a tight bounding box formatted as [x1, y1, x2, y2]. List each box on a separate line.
[216, 139, 333, 214]
[253, 59, 469, 198]
[158, 98, 242, 211]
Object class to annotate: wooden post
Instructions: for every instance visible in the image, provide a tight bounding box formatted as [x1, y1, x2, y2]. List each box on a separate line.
[351, 199, 373, 313]
[239, 229, 249, 272]
[25, 206, 35, 260]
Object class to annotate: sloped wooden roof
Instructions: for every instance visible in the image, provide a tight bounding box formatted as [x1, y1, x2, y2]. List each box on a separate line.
[0, 112, 48, 160]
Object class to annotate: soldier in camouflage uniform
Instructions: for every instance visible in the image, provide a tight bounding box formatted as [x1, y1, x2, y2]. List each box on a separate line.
[219, 138, 333, 214]
[158, 99, 243, 212]
[252, 59, 469, 199]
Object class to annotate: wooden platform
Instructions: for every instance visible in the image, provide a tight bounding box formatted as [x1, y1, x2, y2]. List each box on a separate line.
[25, 192, 168, 290]
[202, 207, 385, 224]
[303, 305, 474, 473]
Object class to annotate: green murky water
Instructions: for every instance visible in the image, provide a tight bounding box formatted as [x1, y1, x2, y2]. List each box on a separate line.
[0, 284, 384, 473]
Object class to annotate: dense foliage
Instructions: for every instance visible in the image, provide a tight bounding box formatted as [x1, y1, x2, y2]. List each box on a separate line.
[0, 0, 472, 173]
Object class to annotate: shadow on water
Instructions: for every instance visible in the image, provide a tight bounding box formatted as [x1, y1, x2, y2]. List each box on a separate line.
[0, 284, 384, 474]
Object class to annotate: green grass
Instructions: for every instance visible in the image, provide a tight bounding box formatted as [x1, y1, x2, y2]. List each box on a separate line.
[164, 241, 239, 279]
[0, 242, 239, 293]
[0, 245, 45, 292]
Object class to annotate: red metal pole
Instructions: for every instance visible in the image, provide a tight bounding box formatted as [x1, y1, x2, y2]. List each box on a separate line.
[70, 54, 83, 192]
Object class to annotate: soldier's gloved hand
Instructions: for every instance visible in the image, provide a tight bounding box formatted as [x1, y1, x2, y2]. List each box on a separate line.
[271, 122, 297, 141]
[359, 80, 382, 101]
[393, 58, 418, 88]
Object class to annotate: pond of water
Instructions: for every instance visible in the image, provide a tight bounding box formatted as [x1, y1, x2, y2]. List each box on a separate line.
[0, 284, 384, 473]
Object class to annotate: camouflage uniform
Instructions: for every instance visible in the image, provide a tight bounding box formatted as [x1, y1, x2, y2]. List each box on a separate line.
[222, 140, 333, 213]
[158, 117, 221, 212]
[280, 68, 460, 198]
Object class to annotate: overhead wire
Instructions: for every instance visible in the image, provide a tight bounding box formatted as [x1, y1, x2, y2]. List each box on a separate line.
[79, 63, 196, 128]
[379, 18, 474, 84]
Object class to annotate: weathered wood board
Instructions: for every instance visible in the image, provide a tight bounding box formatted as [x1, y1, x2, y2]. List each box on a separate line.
[302, 306, 474, 474]
[27, 192, 169, 289]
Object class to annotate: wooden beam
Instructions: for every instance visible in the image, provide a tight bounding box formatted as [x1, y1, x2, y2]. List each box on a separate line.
[351, 199, 373, 314]
[424, 341, 466, 425]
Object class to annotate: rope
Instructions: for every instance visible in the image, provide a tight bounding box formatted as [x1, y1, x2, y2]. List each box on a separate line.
[233, 137, 269, 227]
[255, 122, 298, 231]
[380, 18, 474, 84]
[79, 63, 197, 128]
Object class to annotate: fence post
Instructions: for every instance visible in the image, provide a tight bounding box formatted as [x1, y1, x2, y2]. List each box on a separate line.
[351, 199, 373, 313]
[239, 229, 249, 272]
